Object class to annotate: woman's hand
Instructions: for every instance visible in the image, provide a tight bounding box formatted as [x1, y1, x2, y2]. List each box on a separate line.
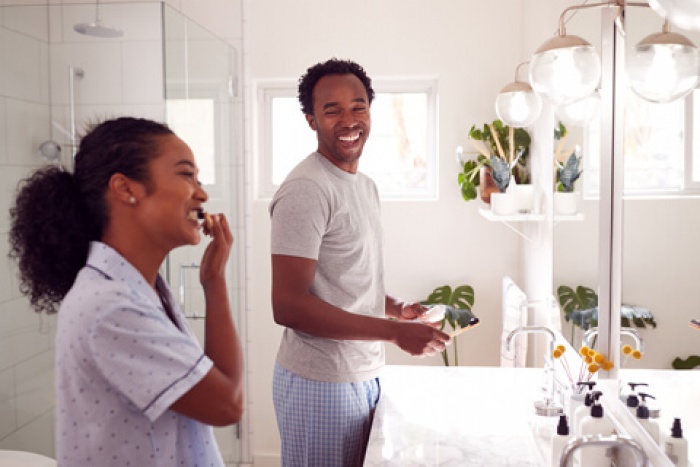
[199, 213, 234, 288]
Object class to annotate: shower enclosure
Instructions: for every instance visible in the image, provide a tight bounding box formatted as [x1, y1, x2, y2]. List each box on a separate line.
[0, 2, 247, 464]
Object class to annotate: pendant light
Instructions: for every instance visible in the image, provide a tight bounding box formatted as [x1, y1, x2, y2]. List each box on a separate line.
[627, 20, 700, 103]
[649, 0, 700, 31]
[530, 32, 601, 105]
[495, 62, 542, 128]
[555, 91, 601, 127]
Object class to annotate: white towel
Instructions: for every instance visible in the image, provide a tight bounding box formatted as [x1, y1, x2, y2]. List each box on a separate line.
[501, 276, 528, 368]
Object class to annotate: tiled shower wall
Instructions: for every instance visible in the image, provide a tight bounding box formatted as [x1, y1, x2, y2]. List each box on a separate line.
[0, 5, 57, 457]
[0, 3, 165, 457]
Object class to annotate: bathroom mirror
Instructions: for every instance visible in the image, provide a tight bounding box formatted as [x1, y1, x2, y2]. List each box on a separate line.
[618, 6, 700, 371]
[555, 5, 700, 371]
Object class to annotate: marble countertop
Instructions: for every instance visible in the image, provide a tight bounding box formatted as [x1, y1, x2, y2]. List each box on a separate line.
[364, 365, 557, 466]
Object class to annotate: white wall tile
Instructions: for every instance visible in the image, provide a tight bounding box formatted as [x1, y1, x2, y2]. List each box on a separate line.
[15, 351, 54, 427]
[0, 27, 44, 103]
[0, 300, 51, 372]
[49, 42, 123, 106]
[0, 234, 14, 302]
[5, 99, 50, 166]
[0, 366, 16, 440]
[122, 40, 163, 105]
[2, 4, 48, 42]
[0, 98, 7, 165]
[0, 409, 54, 459]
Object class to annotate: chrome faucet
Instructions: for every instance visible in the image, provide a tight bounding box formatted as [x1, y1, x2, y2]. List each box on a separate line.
[559, 434, 648, 467]
[582, 327, 644, 353]
[505, 326, 561, 415]
[505, 325, 556, 360]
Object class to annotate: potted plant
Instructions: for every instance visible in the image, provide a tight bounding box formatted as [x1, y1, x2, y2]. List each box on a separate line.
[554, 149, 583, 215]
[421, 284, 478, 367]
[457, 119, 530, 204]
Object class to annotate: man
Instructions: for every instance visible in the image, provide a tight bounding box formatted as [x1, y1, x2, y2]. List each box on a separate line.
[269, 58, 450, 466]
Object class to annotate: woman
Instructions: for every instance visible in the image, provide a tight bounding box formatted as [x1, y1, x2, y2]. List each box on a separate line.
[9, 117, 243, 466]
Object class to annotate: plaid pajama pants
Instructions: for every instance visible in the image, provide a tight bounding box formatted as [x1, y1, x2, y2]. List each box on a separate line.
[272, 363, 381, 467]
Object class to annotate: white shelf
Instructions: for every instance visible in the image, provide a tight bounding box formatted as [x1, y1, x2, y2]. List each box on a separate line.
[478, 208, 584, 222]
[478, 208, 584, 243]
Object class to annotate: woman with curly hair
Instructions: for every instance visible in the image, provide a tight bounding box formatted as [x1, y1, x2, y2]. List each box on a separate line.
[9, 116, 243, 466]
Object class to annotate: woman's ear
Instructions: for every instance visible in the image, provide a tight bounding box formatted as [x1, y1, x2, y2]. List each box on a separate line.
[109, 173, 143, 205]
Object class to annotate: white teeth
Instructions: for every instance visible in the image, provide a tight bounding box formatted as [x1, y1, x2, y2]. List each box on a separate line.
[339, 133, 360, 142]
[187, 210, 198, 221]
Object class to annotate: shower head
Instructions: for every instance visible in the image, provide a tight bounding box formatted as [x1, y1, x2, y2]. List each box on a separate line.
[73, 20, 123, 38]
[74, 0, 123, 38]
[38, 140, 62, 163]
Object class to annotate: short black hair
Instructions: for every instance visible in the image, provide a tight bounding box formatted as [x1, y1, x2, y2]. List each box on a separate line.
[298, 58, 375, 115]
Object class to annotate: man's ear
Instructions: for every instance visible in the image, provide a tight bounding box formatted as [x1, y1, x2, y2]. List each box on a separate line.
[305, 113, 317, 131]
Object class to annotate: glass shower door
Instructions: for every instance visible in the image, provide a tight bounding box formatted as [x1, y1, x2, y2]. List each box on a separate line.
[162, 5, 244, 464]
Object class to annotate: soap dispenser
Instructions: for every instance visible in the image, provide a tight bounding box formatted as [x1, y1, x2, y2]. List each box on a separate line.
[578, 392, 614, 467]
[635, 393, 660, 444]
[664, 418, 688, 467]
[569, 381, 595, 431]
[623, 382, 648, 413]
[550, 414, 572, 467]
[573, 387, 598, 437]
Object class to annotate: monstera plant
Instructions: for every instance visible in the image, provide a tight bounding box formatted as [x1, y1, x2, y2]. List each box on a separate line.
[556, 284, 657, 346]
[421, 284, 478, 367]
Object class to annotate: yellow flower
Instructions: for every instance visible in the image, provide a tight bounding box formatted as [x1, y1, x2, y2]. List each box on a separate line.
[601, 360, 614, 371]
[579, 346, 590, 356]
[556, 344, 566, 353]
[584, 355, 593, 364]
[588, 363, 600, 373]
[594, 353, 605, 364]
[552, 348, 563, 359]
[632, 350, 643, 360]
[587, 348, 596, 357]
[622, 344, 632, 355]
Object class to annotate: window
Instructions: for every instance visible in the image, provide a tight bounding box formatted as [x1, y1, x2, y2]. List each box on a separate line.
[583, 88, 700, 198]
[255, 78, 438, 200]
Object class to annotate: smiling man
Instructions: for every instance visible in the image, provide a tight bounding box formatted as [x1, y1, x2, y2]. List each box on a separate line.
[268, 58, 450, 466]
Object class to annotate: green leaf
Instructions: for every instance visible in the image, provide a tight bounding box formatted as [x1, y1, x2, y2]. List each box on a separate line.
[672, 355, 700, 370]
[461, 182, 477, 201]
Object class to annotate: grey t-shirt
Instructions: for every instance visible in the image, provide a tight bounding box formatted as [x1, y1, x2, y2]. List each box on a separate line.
[269, 152, 386, 383]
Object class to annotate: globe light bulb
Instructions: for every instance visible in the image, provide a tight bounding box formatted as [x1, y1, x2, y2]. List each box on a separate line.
[649, 0, 700, 31]
[495, 81, 542, 128]
[627, 27, 700, 103]
[555, 91, 601, 127]
[530, 34, 601, 105]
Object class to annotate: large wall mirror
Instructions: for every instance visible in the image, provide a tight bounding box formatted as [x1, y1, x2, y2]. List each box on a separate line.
[620, 6, 700, 370]
[554, 4, 699, 371]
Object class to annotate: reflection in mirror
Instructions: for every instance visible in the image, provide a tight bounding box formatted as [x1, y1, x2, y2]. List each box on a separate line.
[621, 6, 700, 371]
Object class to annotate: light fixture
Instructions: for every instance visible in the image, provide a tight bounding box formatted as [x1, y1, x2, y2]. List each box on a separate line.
[555, 90, 601, 127]
[495, 62, 542, 128]
[530, 33, 601, 105]
[529, 3, 607, 105]
[649, 0, 700, 31]
[627, 20, 700, 103]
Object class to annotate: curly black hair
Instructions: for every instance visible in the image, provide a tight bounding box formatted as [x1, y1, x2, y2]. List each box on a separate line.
[297, 58, 375, 115]
[8, 117, 173, 313]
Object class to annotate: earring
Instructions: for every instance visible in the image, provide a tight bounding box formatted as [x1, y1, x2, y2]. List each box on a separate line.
[129, 196, 136, 204]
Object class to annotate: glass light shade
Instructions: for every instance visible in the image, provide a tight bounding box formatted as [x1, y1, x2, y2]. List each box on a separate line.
[555, 91, 600, 127]
[495, 81, 542, 128]
[529, 34, 601, 105]
[627, 31, 700, 103]
[649, 0, 700, 31]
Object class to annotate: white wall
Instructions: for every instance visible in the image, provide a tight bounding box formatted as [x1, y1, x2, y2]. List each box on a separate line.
[243, 1, 570, 464]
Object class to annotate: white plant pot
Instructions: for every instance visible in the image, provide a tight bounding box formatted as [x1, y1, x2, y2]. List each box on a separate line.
[491, 192, 517, 215]
[514, 184, 534, 213]
[554, 191, 579, 215]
